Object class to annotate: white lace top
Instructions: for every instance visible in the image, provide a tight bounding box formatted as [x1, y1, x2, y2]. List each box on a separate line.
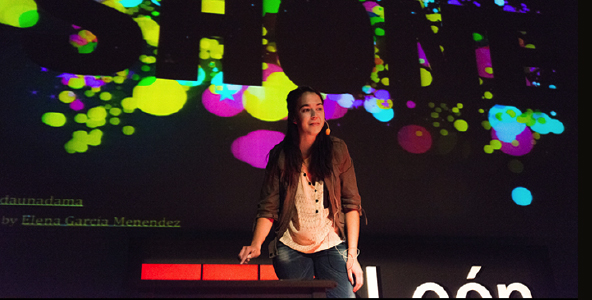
[279, 165, 343, 253]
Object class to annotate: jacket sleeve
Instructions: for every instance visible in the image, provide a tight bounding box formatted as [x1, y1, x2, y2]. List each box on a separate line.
[336, 140, 363, 215]
[255, 146, 281, 223]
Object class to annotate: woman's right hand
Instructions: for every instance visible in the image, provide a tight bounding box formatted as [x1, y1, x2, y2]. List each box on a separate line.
[238, 245, 261, 264]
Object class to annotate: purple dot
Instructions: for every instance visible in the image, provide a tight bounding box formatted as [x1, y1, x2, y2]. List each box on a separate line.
[406, 101, 416, 108]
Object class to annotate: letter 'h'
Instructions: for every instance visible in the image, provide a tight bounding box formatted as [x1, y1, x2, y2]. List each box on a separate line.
[156, 0, 262, 86]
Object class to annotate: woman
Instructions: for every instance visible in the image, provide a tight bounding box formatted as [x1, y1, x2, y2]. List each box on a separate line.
[238, 86, 364, 298]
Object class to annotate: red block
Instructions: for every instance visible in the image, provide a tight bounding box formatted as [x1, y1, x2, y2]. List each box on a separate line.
[202, 264, 258, 281]
[259, 264, 279, 280]
[141, 264, 202, 280]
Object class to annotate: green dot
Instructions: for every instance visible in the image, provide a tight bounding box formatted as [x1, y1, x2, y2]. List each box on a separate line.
[109, 117, 120, 125]
[138, 76, 157, 86]
[473, 32, 483, 42]
[484, 145, 494, 154]
[431, 112, 439, 118]
[447, 115, 455, 122]
[375, 28, 385, 36]
[42, 112, 66, 127]
[508, 159, 524, 173]
[506, 109, 516, 118]
[454, 119, 468, 132]
[490, 139, 502, 150]
[19, 10, 40, 28]
[122, 125, 135, 135]
[99, 92, 112, 101]
[87, 129, 103, 146]
[433, 122, 440, 127]
[481, 120, 491, 130]
[87, 106, 107, 120]
[141, 65, 151, 72]
[109, 107, 122, 116]
[74, 113, 88, 123]
[484, 91, 493, 99]
[440, 129, 448, 136]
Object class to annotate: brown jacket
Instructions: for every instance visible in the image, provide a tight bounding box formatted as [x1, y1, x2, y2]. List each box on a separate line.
[255, 136, 364, 257]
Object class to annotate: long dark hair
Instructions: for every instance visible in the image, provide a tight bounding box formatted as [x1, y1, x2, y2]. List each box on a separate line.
[277, 86, 334, 186]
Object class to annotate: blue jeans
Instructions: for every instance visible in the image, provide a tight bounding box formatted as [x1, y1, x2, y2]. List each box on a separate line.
[272, 241, 355, 298]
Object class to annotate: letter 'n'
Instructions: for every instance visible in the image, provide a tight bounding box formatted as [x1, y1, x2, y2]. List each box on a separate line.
[156, 0, 262, 85]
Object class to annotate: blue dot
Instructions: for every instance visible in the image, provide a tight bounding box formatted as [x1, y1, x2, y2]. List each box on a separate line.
[512, 187, 532, 206]
[373, 108, 394, 122]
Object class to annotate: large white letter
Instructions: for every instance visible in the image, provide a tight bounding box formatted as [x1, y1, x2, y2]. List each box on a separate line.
[456, 282, 492, 298]
[497, 283, 533, 298]
[412, 282, 449, 298]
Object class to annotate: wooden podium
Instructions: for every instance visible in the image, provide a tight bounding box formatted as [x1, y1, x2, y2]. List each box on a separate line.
[133, 279, 338, 298]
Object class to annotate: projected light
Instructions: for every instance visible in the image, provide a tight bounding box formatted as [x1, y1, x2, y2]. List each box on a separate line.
[0, 0, 38, 28]
[133, 77, 187, 116]
[231, 130, 286, 169]
[398, 125, 433, 154]
[512, 187, 532, 206]
[134, 16, 160, 47]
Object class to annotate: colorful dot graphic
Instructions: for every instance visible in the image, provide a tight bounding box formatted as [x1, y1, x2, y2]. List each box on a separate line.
[512, 187, 533, 206]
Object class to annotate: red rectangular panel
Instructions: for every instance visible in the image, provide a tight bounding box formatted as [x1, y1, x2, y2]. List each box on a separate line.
[141, 264, 202, 280]
[202, 264, 258, 281]
[259, 264, 279, 280]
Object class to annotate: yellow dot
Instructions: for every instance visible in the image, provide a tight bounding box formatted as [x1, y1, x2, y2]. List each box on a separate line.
[420, 68, 432, 87]
[415, 131, 423, 137]
[485, 67, 494, 74]
[133, 78, 187, 116]
[59, 91, 76, 103]
[68, 77, 85, 89]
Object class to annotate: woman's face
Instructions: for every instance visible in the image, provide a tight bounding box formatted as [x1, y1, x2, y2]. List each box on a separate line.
[294, 92, 325, 137]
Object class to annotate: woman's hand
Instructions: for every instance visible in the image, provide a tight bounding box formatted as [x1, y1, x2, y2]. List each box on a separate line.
[347, 256, 364, 293]
[238, 245, 261, 264]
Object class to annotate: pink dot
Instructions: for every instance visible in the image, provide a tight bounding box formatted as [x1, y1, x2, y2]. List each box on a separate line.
[406, 101, 416, 108]
[231, 130, 285, 168]
[202, 87, 245, 117]
[70, 99, 84, 111]
[491, 126, 534, 156]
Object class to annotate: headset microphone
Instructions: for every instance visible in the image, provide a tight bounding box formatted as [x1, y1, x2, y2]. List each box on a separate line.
[325, 121, 331, 135]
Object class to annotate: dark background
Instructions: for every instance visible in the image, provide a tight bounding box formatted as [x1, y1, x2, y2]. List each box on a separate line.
[0, 0, 577, 297]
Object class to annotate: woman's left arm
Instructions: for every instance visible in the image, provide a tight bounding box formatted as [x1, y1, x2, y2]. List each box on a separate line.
[345, 210, 364, 293]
